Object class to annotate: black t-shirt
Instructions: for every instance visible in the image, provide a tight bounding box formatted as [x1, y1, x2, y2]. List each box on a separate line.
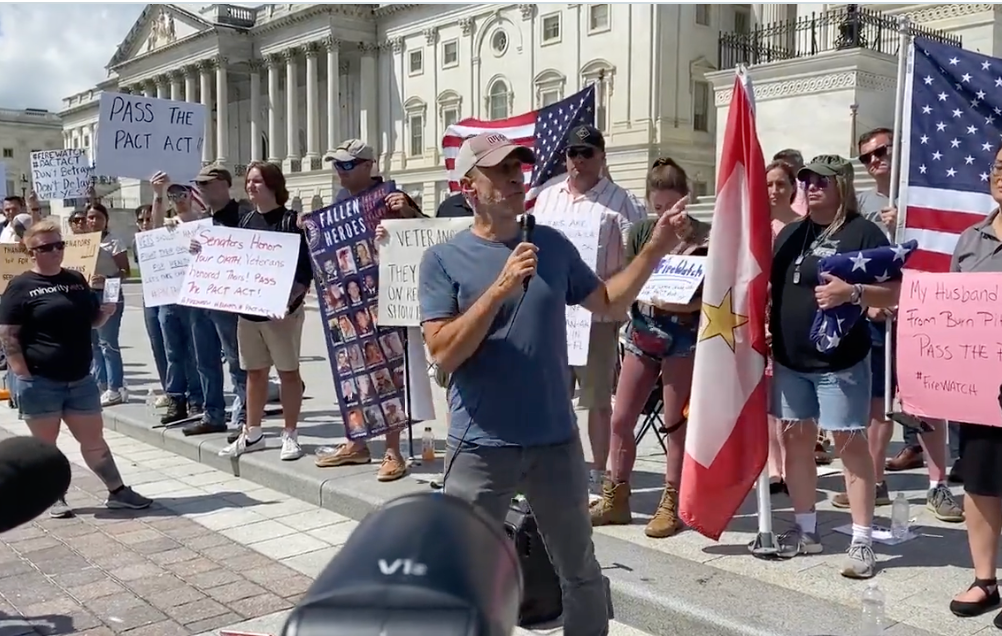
[238, 206, 314, 322]
[770, 214, 890, 373]
[436, 193, 473, 218]
[0, 270, 98, 381]
[212, 199, 243, 228]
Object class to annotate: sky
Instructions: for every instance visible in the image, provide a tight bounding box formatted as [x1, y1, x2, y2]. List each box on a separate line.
[0, 3, 147, 111]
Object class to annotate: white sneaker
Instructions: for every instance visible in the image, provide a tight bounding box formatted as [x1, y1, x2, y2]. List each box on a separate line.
[280, 430, 303, 461]
[100, 390, 123, 407]
[218, 430, 264, 458]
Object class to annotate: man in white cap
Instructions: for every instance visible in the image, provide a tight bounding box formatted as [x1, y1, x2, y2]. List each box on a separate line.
[418, 132, 691, 635]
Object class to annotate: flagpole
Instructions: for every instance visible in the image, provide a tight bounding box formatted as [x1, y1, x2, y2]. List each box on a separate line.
[884, 15, 912, 418]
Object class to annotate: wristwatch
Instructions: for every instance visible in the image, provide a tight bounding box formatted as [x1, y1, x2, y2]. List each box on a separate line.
[850, 284, 864, 305]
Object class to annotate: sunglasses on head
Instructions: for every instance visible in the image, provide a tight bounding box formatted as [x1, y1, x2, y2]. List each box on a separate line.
[566, 146, 595, 160]
[334, 160, 360, 172]
[31, 241, 65, 254]
[859, 145, 890, 165]
[799, 174, 832, 189]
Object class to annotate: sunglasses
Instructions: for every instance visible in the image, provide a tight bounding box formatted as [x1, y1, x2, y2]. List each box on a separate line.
[799, 174, 832, 189]
[31, 241, 65, 254]
[566, 147, 595, 160]
[69, 216, 86, 224]
[859, 145, 890, 165]
[334, 160, 360, 172]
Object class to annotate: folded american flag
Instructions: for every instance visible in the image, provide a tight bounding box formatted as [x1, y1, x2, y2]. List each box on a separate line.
[810, 240, 919, 353]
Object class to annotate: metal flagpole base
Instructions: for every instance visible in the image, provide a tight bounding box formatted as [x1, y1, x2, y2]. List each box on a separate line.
[747, 471, 780, 559]
[748, 531, 780, 558]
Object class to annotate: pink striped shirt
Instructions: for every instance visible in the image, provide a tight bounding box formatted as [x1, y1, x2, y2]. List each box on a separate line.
[534, 177, 646, 321]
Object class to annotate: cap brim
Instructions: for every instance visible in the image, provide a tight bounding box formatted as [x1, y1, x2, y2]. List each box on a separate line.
[797, 164, 838, 179]
[327, 150, 360, 163]
[193, 174, 215, 183]
[477, 144, 536, 169]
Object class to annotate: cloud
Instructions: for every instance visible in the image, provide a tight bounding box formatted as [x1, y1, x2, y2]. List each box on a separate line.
[0, 3, 145, 111]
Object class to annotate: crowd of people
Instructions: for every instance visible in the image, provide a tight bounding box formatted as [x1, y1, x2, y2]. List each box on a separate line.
[2, 123, 998, 630]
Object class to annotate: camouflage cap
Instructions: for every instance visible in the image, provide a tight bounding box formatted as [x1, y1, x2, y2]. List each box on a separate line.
[798, 154, 854, 182]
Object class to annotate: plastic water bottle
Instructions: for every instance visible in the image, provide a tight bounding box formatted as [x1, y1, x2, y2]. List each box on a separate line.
[120, 384, 129, 403]
[891, 492, 910, 540]
[860, 582, 886, 635]
[144, 389, 156, 416]
[421, 427, 436, 463]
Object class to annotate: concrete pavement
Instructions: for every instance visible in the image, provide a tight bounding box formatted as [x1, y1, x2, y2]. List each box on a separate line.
[104, 286, 978, 635]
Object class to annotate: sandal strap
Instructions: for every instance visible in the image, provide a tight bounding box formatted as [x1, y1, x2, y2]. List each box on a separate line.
[971, 578, 998, 593]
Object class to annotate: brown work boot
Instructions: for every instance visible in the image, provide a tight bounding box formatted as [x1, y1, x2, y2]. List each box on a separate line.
[315, 443, 371, 468]
[377, 453, 407, 482]
[590, 479, 632, 526]
[831, 481, 891, 509]
[645, 484, 683, 538]
[885, 446, 924, 472]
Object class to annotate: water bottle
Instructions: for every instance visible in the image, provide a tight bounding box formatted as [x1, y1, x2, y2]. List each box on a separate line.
[860, 582, 886, 635]
[120, 384, 129, 403]
[421, 427, 436, 463]
[144, 389, 156, 416]
[891, 492, 910, 540]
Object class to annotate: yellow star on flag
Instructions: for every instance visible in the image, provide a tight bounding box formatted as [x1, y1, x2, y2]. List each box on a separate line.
[699, 288, 748, 352]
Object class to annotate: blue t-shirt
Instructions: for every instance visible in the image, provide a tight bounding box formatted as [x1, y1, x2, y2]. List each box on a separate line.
[418, 226, 601, 448]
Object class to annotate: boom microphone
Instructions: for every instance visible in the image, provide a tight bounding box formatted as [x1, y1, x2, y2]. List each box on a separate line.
[0, 436, 71, 533]
[522, 213, 535, 292]
[281, 492, 522, 636]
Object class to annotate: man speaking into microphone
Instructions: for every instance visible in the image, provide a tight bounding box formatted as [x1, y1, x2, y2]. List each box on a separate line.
[418, 132, 690, 636]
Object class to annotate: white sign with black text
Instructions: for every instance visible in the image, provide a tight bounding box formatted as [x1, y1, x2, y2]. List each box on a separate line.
[636, 255, 707, 306]
[30, 149, 93, 201]
[135, 219, 213, 307]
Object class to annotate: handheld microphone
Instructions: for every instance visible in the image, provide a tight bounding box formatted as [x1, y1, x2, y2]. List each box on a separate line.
[0, 436, 71, 533]
[522, 213, 535, 292]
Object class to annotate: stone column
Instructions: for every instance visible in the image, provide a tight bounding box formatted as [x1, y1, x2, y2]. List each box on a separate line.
[184, 67, 197, 102]
[155, 78, 167, 100]
[169, 71, 182, 101]
[326, 38, 341, 153]
[359, 43, 378, 148]
[199, 59, 215, 164]
[89, 123, 98, 162]
[249, 60, 262, 162]
[284, 48, 301, 165]
[143, 82, 155, 98]
[215, 56, 229, 165]
[266, 54, 282, 162]
[304, 42, 320, 165]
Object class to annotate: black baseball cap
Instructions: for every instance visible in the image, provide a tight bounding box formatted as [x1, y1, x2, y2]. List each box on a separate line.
[566, 124, 605, 152]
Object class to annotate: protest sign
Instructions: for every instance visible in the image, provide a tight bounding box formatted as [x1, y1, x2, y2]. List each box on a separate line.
[535, 210, 602, 366]
[301, 181, 411, 441]
[30, 149, 92, 201]
[637, 255, 707, 306]
[94, 92, 206, 183]
[377, 218, 472, 326]
[177, 226, 299, 317]
[897, 271, 1002, 427]
[0, 232, 100, 294]
[103, 279, 122, 304]
[135, 219, 212, 307]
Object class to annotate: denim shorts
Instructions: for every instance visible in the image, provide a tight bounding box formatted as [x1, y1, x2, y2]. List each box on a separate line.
[770, 356, 871, 432]
[16, 375, 102, 420]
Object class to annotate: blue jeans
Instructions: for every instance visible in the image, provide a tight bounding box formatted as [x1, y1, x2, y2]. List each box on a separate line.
[161, 305, 226, 422]
[16, 374, 102, 420]
[770, 356, 872, 432]
[143, 305, 168, 391]
[207, 309, 247, 426]
[91, 296, 125, 392]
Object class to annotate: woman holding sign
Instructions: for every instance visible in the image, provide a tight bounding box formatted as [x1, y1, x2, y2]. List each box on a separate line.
[0, 220, 152, 517]
[85, 203, 130, 407]
[590, 158, 707, 539]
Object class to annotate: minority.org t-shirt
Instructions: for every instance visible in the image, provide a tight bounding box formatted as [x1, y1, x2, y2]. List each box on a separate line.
[0, 269, 98, 381]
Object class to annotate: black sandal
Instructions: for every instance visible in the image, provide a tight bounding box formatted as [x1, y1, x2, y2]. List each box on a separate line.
[950, 578, 1000, 617]
[769, 479, 787, 495]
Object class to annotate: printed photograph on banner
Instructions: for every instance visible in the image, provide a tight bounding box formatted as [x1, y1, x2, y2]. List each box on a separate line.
[300, 181, 410, 441]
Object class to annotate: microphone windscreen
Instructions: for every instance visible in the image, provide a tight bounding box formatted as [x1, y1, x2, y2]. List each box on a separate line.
[0, 437, 71, 533]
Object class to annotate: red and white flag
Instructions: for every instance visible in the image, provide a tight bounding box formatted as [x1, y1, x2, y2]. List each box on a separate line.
[678, 69, 771, 541]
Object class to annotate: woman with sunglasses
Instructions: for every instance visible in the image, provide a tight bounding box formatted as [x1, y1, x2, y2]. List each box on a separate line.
[0, 220, 151, 517]
[770, 155, 900, 579]
[86, 202, 130, 407]
[67, 210, 88, 234]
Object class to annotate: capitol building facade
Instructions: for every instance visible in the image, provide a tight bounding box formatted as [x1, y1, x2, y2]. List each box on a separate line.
[56, 3, 1002, 217]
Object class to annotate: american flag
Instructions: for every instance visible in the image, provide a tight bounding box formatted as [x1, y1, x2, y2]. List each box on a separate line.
[186, 185, 207, 213]
[810, 240, 918, 353]
[899, 37, 1000, 272]
[442, 85, 596, 209]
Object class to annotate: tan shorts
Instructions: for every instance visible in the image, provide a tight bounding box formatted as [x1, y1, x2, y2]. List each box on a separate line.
[570, 322, 620, 410]
[237, 305, 306, 372]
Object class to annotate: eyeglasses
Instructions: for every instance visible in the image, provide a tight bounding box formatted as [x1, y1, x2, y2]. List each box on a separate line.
[859, 145, 890, 165]
[566, 147, 595, 160]
[799, 174, 832, 189]
[334, 160, 360, 172]
[31, 241, 65, 254]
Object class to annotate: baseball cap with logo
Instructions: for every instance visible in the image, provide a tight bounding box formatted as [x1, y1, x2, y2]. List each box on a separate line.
[193, 163, 233, 186]
[325, 139, 376, 163]
[454, 133, 536, 179]
[566, 124, 605, 152]
[798, 154, 854, 182]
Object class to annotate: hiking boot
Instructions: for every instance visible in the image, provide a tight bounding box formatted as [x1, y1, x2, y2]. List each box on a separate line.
[189, 404, 204, 418]
[590, 479, 632, 526]
[315, 443, 372, 468]
[927, 484, 965, 522]
[831, 481, 891, 509]
[377, 453, 407, 482]
[645, 484, 683, 538]
[886, 446, 924, 471]
[160, 397, 188, 426]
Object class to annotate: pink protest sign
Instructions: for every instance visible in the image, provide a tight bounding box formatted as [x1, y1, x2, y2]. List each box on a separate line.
[897, 270, 1002, 427]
